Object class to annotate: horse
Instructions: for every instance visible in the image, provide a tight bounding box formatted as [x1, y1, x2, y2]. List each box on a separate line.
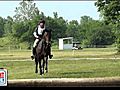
[34, 30, 51, 75]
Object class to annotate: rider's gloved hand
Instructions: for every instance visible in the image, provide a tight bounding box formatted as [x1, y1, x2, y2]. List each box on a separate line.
[37, 35, 42, 39]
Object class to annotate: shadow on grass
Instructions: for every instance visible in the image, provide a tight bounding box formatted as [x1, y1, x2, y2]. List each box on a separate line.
[61, 71, 94, 75]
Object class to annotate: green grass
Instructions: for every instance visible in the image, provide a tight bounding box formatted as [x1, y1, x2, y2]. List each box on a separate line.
[0, 47, 120, 80]
[0, 50, 31, 60]
[0, 59, 120, 79]
[0, 47, 119, 60]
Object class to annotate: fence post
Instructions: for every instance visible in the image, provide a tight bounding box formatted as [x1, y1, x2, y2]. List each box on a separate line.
[20, 46, 21, 50]
[72, 50, 75, 56]
[8, 46, 10, 53]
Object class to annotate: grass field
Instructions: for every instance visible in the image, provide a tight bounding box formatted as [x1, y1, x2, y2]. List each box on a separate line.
[0, 47, 120, 80]
[0, 47, 119, 60]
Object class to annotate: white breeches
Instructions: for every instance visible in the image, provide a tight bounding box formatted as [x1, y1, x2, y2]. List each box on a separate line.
[33, 39, 39, 48]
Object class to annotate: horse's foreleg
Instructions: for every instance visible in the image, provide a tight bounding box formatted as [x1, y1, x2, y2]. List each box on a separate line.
[35, 58, 38, 73]
[39, 59, 42, 75]
[42, 57, 46, 74]
[45, 56, 48, 73]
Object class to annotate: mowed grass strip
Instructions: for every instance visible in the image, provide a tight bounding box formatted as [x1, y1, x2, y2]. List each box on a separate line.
[0, 47, 119, 60]
[53, 48, 119, 58]
[0, 59, 120, 79]
[0, 50, 31, 60]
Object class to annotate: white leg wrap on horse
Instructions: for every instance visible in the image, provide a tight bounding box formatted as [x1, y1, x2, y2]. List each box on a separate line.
[33, 39, 39, 48]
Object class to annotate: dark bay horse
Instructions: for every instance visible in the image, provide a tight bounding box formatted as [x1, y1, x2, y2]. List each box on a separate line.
[35, 30, 51, 75]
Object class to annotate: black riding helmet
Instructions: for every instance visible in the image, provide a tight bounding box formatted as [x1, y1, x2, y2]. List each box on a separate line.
[39, 19, 45, 24]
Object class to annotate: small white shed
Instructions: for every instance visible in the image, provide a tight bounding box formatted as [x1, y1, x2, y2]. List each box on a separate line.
[59, 37, 73, 50]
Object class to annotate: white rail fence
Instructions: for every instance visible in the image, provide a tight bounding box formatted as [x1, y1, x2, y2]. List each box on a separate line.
[0, 44, 117, 52]
[0, 45, 32, 52]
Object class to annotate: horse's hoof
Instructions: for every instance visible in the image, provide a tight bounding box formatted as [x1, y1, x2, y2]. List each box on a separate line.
[40, 70, 43, 75]
[49, 55, 53, 59]
[46, 71, 48, 73]
[35, 71, 38, 73]
[45, 67, 47, 70]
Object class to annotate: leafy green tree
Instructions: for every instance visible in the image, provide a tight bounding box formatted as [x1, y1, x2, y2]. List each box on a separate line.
[12, 21, 25, 39]
[0, 16, 5, 37]
[79, 16, 93, 43]
[53, 12, 58, 19]
[79, 16, 102, 46]
[95, 0, 120, 52]
[56, 16, 67, 39]
[80, 16, 93, 25]
[4, 16, 13, 36]
[89, 25, 115, 47]
[66, 20, 79, 42]
[95, 0, 120, 25]
[45, 12, 67, 42]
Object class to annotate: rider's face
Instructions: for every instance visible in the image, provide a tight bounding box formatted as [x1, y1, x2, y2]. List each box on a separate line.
[40, 23, 44, 28]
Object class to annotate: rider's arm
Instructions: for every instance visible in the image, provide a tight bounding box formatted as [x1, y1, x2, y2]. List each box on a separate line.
[33, 27, 39, 39]
[33, 32, 39, 39]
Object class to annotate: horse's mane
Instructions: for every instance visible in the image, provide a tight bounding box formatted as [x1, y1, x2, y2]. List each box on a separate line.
[36, 31, 50, 58]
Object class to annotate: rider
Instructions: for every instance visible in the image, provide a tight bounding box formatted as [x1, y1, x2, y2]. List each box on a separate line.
[31, 19, 53, 60]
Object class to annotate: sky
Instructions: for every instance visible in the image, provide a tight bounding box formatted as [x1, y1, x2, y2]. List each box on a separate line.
[0, 1, 100, 22]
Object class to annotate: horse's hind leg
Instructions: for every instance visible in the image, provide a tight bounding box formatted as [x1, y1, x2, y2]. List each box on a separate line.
[35, 58, 38, 73]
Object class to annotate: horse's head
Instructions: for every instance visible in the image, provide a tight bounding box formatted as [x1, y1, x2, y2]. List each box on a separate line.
[43, 31, 50, 44]
[36, 31, 50, 58]
[42, 31, 51, 49]
[36, 39, 46, 56]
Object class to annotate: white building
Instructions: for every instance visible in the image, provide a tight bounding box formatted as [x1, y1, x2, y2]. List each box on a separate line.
[59, 37, 73, 50]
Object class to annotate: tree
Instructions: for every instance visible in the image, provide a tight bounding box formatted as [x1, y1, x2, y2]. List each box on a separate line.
[95, 0, 120, 52]
[89, 25, 115, 47]
[95, 0, 120, 25]
[45, 12, 67, 42]
[79, 16, 93, 43]
[13, 0, 40, 22]
[66, 20, 79, 42]
[4, 16, 13, 36]
[0, 16, 5, 37]
[79, 16, 103, 46]
[53, 12, 58, 19]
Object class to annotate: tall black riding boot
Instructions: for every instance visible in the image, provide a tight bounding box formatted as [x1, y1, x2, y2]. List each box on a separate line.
[48, 45, 53, 59]
[31, 47, 36, 60]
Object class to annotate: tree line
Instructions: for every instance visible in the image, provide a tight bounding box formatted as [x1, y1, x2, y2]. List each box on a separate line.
[0, 0, 119, 52]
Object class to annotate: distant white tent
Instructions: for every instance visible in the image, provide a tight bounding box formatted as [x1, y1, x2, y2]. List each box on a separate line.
[59, 37, 73, 50]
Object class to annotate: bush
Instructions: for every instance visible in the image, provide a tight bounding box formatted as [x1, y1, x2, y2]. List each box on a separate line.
[116, 38, 120, 52]
[81, 39, 90, 48]
[19, 42, 30, 50]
